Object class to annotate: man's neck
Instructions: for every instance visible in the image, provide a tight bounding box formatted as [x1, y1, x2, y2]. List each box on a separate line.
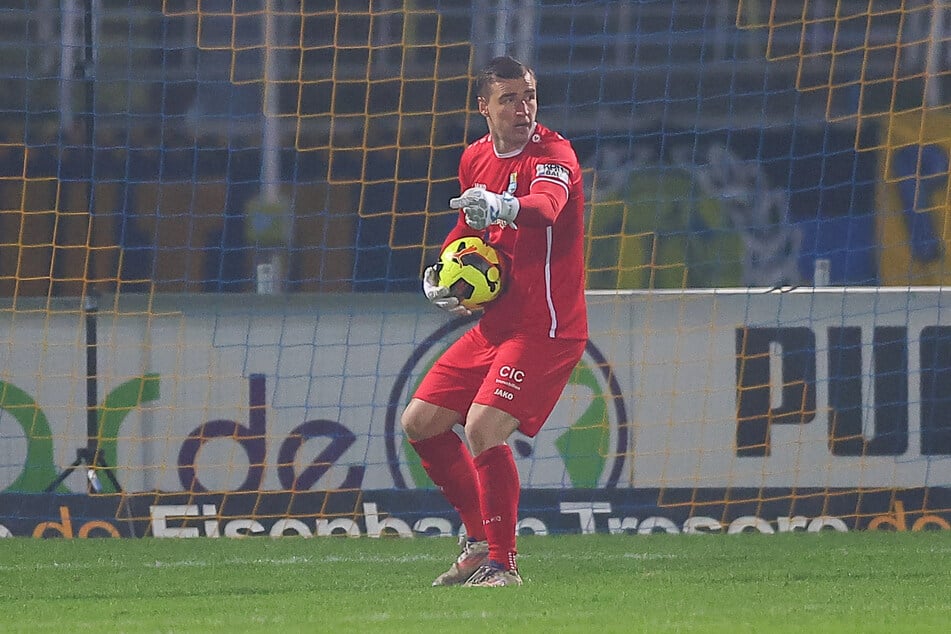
[492, 122, 537, 157]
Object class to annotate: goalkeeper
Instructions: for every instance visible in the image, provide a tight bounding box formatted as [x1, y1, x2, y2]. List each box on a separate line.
[401, 55, 588, 587]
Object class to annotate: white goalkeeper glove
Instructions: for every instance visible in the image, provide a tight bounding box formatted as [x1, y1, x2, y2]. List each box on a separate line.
[449, 187, 520, 230]
[422, 264, 471, 317]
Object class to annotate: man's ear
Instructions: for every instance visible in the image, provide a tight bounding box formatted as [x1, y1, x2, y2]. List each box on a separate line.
[477, 96, 489, 117]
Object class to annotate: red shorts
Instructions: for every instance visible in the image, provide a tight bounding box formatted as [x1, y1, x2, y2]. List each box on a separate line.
[412, 325, 586, 437]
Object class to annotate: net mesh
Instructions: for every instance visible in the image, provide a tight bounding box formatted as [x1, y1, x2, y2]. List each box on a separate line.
[1, 0, 950, 536]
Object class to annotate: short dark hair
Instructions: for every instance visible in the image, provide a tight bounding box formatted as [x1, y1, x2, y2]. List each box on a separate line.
[475, 56, 535, 98]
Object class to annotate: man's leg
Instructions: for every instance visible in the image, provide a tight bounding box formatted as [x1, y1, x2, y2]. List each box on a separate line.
[402, 398, 489, 585]
[474, 444, 520, 570]
[464, 404, 522, 583]
[402, 398, 487, 541]
[461, 337, 587, 587]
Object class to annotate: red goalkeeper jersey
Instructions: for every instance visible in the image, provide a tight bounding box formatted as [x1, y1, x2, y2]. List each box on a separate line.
[443, 122, 588, 342]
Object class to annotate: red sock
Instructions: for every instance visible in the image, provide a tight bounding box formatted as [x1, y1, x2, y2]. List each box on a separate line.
[474, 444, 520, 570]
[409, 430, 486, 541]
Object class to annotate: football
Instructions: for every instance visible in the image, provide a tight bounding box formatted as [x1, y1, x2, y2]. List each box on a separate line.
[436, 236, 503, 309]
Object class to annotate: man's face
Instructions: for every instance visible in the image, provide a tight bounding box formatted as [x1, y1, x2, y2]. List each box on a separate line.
[478, 72, 537, 154]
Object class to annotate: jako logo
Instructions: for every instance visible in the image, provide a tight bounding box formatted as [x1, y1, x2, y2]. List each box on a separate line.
[384, 317, 629, 489]
[493, 388, 514, 400]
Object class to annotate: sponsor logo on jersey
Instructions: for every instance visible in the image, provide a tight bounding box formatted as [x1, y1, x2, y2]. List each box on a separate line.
[536, 163, 570, 185]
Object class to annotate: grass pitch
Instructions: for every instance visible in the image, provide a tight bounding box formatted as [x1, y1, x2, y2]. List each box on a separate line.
[1, 532, 948, 633]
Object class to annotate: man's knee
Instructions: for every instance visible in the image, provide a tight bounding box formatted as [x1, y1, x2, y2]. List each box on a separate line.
[464, 404, 519, 455]
[401, 399, 459, 441]
[400, 404, 428, 440]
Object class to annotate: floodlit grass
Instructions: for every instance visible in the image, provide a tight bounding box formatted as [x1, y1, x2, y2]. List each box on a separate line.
[1, 532, 949, 633]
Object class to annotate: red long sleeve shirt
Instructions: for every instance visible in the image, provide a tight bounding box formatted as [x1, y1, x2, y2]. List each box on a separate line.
[444, 123, 588, 342]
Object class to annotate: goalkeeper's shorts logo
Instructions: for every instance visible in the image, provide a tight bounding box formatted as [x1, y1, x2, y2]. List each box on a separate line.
[493, 388, 514, 401]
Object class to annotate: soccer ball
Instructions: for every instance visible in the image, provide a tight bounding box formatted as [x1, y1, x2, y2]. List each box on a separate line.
[437, 236, 503, 309]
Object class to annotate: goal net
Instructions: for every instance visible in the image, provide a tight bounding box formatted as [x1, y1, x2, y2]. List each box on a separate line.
[1, 0, 950, 538]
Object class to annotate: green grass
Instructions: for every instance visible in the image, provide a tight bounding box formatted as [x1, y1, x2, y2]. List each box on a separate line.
[1, 532, 949, 633]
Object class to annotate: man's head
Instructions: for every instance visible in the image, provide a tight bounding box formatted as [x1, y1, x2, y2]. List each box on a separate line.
[476, 56, 537, 154]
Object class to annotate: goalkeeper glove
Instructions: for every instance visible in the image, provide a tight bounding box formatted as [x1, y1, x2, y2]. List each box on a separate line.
[422, 264, 471, 316]
[449, 187, 520, 230]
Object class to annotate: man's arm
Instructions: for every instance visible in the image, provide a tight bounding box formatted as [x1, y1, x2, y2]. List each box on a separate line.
[450, 177, 569, 230]
[507, 180, 568, 226]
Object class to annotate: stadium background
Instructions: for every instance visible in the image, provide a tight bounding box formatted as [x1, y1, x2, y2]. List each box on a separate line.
[2, 0, 951, 537]
[6, 0, 912, 297]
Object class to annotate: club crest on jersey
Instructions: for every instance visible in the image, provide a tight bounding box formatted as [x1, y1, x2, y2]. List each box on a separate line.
[507, 172, 517, 195]
[536, 163, 570, 185]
